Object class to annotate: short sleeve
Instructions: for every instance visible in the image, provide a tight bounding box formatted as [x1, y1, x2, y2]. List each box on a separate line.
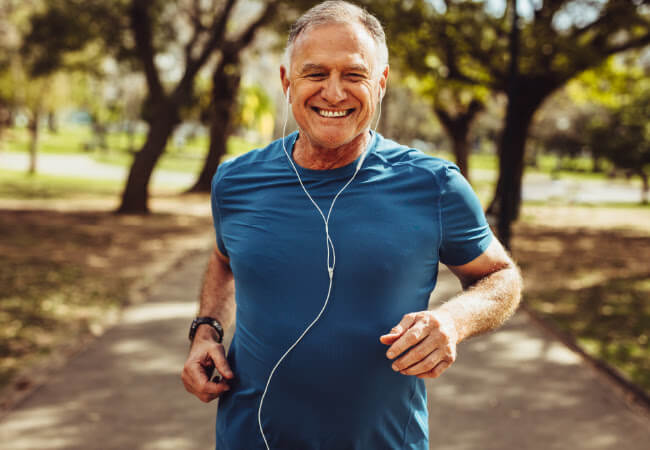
[211, 166, 229, 257]
[438, 165, 493, 266]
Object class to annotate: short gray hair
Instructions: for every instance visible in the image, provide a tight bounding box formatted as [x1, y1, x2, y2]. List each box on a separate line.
[283, 1, 389, 71]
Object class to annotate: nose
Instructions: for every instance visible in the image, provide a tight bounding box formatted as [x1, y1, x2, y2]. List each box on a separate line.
[321, 75, 347, 104]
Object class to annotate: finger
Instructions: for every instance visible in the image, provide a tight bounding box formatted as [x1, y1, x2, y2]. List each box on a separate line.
[391, 334, 437, 371]
[417, 360, 451, 379]
[379, 333, 400, 345]
[386, 318, 426, 360]
[182, 360, 231, 402]
[399, 348, 442, 376]
[209, 344, 234, 380]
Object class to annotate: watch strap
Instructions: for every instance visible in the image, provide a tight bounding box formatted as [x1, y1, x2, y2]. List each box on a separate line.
[189, 317, 224, 343]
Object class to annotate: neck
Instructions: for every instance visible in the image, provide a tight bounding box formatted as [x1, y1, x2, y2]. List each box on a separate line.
[293, 131, 371, 170]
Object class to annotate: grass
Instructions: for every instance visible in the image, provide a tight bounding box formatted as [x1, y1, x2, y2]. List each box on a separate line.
[0, 169, 122, 199]
[526, 276, 650, 390]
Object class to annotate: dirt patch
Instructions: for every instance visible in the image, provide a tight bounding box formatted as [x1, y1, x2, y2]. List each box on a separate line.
[0, 194, 214, 410]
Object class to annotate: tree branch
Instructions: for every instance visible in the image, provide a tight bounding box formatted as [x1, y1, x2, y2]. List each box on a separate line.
[604, 32, 650, 56]
[183, 0, 208, 65]
[129, 0, 164, 100]
[175, 0, 238, 100]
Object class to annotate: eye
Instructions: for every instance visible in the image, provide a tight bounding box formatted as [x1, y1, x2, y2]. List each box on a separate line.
[306, 73, 327, 80]
[346, 73, 366, 82]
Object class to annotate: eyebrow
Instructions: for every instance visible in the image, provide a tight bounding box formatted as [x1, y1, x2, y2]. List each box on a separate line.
[299, 64, 328, 74]
[298, 63, 370, 75]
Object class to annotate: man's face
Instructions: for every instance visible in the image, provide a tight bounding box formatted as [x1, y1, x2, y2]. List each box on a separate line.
[281, 21, 388, 151]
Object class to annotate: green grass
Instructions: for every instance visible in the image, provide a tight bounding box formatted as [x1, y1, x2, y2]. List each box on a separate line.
[2, 125, 93, 154]
[0, 169, 122, 199]
[526, 276, 650, 392]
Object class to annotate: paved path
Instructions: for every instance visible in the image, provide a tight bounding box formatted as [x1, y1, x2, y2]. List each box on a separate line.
[0, 250, 648, 449]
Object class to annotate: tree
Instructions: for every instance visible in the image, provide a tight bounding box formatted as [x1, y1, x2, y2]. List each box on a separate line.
[569, 54, 650, 202]
[188, 5, 280, 193]
[0, 0, 74, 172]
[382, 10, 489, 181]
[375, 0, 650, 247]
[23, 0, 280, 213]
[119, 0, 284, 212]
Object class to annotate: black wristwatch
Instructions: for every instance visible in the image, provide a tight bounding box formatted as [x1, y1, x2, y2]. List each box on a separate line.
[189, 317, 224, 343]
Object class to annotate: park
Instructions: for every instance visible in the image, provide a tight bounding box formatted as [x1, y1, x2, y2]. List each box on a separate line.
[1, 0, 649, 448]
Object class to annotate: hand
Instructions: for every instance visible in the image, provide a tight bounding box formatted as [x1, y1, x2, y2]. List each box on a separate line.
[380, 310, 458, 379]
[181, 327, 234, 402]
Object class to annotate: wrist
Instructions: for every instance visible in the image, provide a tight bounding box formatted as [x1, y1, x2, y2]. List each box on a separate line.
[431, 307, 461, 344]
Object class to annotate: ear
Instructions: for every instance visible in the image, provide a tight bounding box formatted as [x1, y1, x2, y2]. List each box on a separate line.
[280, 65, 291, 102]
[379, 65, 389, 100]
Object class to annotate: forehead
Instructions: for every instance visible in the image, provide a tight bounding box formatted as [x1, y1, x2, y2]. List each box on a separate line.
[290, 22, 379, 73]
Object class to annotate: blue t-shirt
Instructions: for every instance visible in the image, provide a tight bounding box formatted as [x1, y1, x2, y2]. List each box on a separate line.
[211, 131, 492, 450]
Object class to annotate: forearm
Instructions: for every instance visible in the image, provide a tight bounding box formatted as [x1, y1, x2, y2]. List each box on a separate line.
[197, 246, 236, 334]
[436, 263, 522, 343]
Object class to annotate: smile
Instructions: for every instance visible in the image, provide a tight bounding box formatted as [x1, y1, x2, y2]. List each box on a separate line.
[313, 107, 354, 118]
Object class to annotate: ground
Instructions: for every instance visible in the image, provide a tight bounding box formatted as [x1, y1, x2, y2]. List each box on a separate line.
[0, 194, 214, 404]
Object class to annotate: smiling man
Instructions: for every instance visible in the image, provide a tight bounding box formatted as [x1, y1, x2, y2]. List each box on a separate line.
[181, 2, 522, 449]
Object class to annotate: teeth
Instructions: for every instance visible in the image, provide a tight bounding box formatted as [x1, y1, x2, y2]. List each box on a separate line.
[318, 109, 348, 118]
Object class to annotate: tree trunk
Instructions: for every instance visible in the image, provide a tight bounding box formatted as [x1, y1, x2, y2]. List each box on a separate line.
[434, 99, 483, 183]
[28, 110, 41, 175]
[487, 89, 548, 246]
[187, 54, 241, 193]
[47, 111, 57, 133]
[117, 107, 179, 213]
[452, 135, 470, 181]
[640, 171, 648, 205]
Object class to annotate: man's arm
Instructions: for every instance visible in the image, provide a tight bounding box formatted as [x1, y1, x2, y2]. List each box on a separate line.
[181, 245, 236, 402]
[380, 238, 522, 379]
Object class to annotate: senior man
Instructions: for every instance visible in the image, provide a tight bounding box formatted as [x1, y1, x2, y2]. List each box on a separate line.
[182, 1, 522, 449]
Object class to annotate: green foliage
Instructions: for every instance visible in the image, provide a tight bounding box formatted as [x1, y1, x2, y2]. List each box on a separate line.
[20, 0, 131, 77]
[558, 55, 650, 192]
[234, 83, 276, 140]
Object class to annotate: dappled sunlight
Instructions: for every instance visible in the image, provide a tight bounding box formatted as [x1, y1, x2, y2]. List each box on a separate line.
[122, 302, 195, 325]
[424, 311, 648, 450]
[141, 436, 199, 450]
[0, 255, 216, 449]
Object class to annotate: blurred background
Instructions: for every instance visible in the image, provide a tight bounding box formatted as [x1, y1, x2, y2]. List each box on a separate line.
[0, 0, 648, 440]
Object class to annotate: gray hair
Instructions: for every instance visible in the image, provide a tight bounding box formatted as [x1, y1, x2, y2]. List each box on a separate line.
[283, 1, 389, 72]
